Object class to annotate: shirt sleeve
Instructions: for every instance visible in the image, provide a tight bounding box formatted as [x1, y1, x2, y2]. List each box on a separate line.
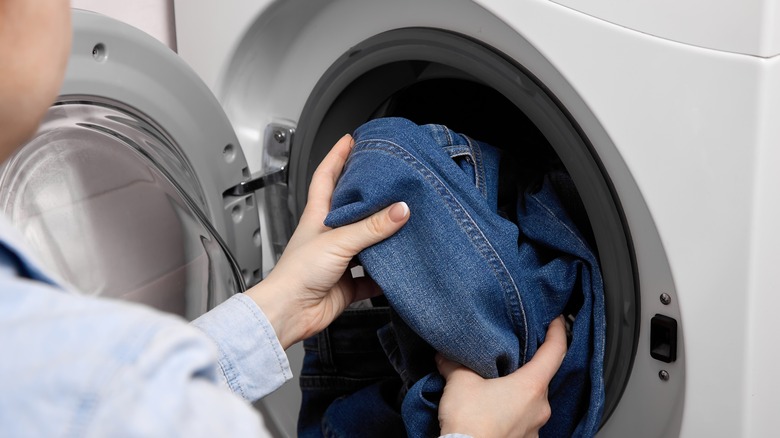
[0, 216, 291, 436]
[0, 277, 278, 437]
[191, 293, 293, 402]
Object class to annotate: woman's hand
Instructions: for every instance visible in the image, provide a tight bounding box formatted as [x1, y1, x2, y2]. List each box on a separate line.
[436, 316, 568, 438]
[245, 134, 409, 349]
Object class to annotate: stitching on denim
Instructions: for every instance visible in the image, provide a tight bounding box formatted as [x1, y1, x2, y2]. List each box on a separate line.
[342, 307, 392, 317]
[444, 144, 480, 193]
[443, 144, 471, 158]
[442, 124, 454, 146]
[351, 139, 529, 362]
[437, 129, 488, 203]
[215, 353, 237, 397]
[437, 126, 488, 200]
[464, 135, 487, 199]
[352, 140, 529, 361]
[216, 342, 244, 399]
[319, 329, 336, 373]
[236, 295, 289, 385]
[193, 313, 245, 398]
[527, 192, 591, 254]
[299, 374, 398, 389]
[529, 189, 607, 425]
[378, 332, 409, 385]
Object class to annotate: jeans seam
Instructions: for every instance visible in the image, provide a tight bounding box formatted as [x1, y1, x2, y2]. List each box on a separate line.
[299, 375, 398, 389]
[465, 135, 487, 199]
[318, 329, 336, 374]
[351, 140, 529, 361]
[442, 124, 454, 146]
[527, 192, 592, 254]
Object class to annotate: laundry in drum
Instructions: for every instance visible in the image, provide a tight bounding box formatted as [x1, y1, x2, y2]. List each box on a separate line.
[297, 117, 606, 438]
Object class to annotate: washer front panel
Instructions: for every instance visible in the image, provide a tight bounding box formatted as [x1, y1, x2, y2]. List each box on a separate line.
[549, 0, 780, 57]
[188, 1, 684, 436]
[176, 0, 770, 435]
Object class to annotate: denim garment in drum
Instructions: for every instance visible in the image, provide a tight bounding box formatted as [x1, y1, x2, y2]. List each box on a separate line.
[306, 117, 605, 437]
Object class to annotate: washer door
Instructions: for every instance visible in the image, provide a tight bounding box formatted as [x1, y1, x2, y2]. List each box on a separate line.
[0, 10, 262, 320]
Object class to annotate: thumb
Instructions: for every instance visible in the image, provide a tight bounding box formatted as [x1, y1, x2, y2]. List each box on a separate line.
[329, 202, 410, 255]
[516, 316, 568, 385]
[435, 353, 464, 381]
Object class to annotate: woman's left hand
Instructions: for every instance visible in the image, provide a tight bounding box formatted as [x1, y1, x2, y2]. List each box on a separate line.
[436, 316, 568, 438]
[245, 134, 409, 349]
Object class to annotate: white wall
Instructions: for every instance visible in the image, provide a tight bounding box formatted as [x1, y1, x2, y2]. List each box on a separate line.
[71, 0, 176, 50]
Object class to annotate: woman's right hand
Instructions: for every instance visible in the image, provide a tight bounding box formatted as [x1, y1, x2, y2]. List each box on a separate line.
[245, 134, 409, 350]
[436, 316, 568, 438]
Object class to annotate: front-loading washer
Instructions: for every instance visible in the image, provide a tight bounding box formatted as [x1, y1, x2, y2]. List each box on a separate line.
[174, 0, 780, 436]
[5, 1, 777, 437]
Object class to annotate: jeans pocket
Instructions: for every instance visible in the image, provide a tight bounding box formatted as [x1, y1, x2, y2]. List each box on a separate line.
[298, 307, 400, 437]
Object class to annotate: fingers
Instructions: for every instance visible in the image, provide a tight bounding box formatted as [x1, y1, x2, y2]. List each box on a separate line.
[438, 316, 566, 387]
[306, 134, 354, 218]
[329, 201, 410, 255]
[519, 316, 568, 385]
[435, 353, 467, 380]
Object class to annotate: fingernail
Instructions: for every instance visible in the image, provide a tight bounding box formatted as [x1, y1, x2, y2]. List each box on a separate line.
[388, 202, 409, 223]
[341, 133, 354, 147]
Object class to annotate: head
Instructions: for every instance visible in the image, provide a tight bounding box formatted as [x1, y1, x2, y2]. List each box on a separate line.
[0, 0, 72, 163]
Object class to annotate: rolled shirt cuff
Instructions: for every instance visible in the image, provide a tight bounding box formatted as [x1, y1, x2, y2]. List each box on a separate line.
[191, 293, 292, 402]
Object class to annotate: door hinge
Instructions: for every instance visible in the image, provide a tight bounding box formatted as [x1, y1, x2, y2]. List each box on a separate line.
[226, 124, 293, 196]
[228, 167, 287, 196]
[224, 124, 295, 269]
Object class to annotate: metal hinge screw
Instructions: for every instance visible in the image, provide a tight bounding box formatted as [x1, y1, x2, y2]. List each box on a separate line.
[660, 293, 672, 305]
[273, 129, 287, 143]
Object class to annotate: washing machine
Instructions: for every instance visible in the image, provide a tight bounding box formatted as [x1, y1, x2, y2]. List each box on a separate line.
[172, 0, 780, 436]
[3, 0, 778, 436]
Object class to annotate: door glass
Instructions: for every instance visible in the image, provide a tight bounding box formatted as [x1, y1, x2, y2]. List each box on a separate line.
[0, 100, 242, 320]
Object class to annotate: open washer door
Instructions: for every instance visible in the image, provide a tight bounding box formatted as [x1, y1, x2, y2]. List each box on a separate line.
[0, 10, 267, 319]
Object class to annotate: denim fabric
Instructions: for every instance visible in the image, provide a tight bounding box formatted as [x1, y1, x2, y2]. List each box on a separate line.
[298, 306, 404, 438]
[518, 172, 606, 437]
[315, 117, 605, 437]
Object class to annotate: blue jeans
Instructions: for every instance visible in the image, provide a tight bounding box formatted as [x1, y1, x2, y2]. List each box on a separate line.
[298, 306, 406, 438]
[305, 117, 605, 437]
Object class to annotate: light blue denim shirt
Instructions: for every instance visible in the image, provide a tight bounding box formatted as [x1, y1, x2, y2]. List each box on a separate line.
[0, 214, 292, 436]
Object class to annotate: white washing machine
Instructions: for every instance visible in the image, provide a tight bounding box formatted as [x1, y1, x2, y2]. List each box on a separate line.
[172, 0, 780, 436]
[2, 1, 778, 437]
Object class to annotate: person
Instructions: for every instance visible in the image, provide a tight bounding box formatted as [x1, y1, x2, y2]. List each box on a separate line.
[0, 1, 567, 437]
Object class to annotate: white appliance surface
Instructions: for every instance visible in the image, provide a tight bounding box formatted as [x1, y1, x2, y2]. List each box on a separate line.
[550, 0, 780, 56]
[71, 0, 176, 50]
[172, 0, 780, 436]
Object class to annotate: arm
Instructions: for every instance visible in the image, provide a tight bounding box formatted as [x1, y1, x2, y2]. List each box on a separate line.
[193, 133, 409, 401]
[245, 133, 409, 350]
[0, 276, 271, 437]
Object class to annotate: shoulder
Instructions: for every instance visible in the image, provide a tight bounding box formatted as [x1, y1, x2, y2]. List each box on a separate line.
[0, 278, 218, 435]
